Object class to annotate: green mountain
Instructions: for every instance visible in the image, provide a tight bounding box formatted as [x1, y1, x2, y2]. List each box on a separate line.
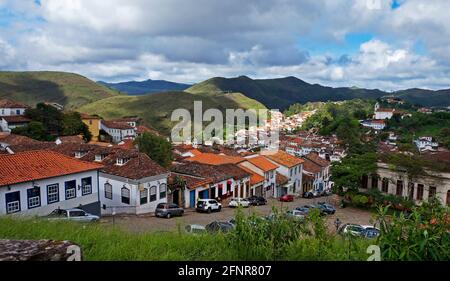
[0, 71, 119, 109]
[187, 76, 450, 109]
[98, 79, 192, 95]
[78, 91, 266, 136]
[393, 88, 450, 107]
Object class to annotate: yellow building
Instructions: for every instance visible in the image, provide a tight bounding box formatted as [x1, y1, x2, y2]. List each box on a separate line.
[80, 113, 101, 141]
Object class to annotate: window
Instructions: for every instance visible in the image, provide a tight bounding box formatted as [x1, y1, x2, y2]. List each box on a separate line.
[371, 175, 378, 189]
[104, 183, 113, 200]
[47, 184, 59, 204]
[417, 184, 424, 201]
[95, 155, 104, 162]
[89, 120, 92, 125]
[160, 184, 167, 199]
[407, 182, 415, 201]
[116, 158, 129, 166]
[396, 180, 403, 196]
[429, 186, 437, 199]
[27, 186, 41, 209]
[290, 169, 293, 177]
[121, 187, 130, 205]
[361, 175, 368, 189]
[81, 177, 92, 195]
[140, 189, 148, 205]
[382, 178, 389, 193]
[65, 180, 77, 200]
[150, 186, 157, 202]
[16, 109, 20, 115]
[70, 210, 86, 217]
[5, 191, 21, 214]
[447, 190, 450, 205]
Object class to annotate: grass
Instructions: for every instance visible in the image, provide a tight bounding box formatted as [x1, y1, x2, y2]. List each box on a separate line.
[78, 91, 266, 136]
[0, 214, 372, 261]
[0, 71, 119, 109]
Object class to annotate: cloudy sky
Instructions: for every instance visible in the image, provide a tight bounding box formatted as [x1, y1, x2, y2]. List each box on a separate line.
[0, 0, 449, 90]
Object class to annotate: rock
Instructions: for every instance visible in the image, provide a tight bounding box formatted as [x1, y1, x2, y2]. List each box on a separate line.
[0, 239, 82, 261]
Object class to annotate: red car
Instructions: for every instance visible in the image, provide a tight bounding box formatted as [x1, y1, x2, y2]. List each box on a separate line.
[279, 194, 295, 202]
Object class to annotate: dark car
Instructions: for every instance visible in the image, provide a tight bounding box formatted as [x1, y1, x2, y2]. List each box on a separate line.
[317, 202, 336, 215]
[294, 207, 310, 214]
[303, 191, 316, 199]
[205, 221, 235, 233]
[279, 194, 295, 202]
[155, 203, 184, 219]
[246, 196, 267, 206]
[361, 227, 380, 239]
[302, 204, 327, 216]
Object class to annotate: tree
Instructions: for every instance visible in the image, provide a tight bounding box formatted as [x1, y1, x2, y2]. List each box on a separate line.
[11, 121, 49, 141]
[331, 152, 377, 192]
[25, 103, 63, 136]
[62, 112, 92, 142]
[134, 132, 173, 168]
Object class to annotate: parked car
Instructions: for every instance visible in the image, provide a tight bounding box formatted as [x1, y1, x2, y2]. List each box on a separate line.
[155, 203, 184, 218]
[185, 224, 207, 234]
[286, 210, 306, 221]
[246, 196, 267, 206]
[294, 207, 310, 214]
[338, 223, 380, 238]
[196, 199, 222, 213]
[47, 208, 99, 222]
[279, 194, 295, 202]
[205, 221, 234, 233]
[361, 227, 380, 239]
[228, 198, 251, 208]
[317, 202, 336, 215]
[301, 204, 326, 216]
[303, 190, 319, 198]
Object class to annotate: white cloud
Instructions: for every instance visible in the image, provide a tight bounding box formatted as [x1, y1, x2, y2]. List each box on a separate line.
[0, 0, 449, 91]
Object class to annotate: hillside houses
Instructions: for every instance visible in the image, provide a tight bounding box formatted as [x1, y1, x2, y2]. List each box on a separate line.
[263, 150, 304, 196]
[302, 152, 332, 194]
[414, 136, 439, 152]
[0, 99, 30, 133]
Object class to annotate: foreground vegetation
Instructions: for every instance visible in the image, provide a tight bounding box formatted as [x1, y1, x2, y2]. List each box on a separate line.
[0, 203, 448, 261]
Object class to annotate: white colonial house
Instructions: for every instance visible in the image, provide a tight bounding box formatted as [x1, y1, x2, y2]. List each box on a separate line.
[101, 120, 136, 143]
[374, 103, 395, 120]
[0, 150, 102, 216]
[240, 155, 279, 198]
[263, 150, 303, 196]
[361, 119, 386, 131]
[0, 99, 29, 117]
[414, 136, 439, 152]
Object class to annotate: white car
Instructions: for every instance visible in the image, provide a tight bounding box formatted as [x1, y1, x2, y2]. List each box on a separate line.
[228, 198, 251, 208]
[47, 208, 100, 222]
[286, 210, 306, 221]
[196, 199, 222, 213]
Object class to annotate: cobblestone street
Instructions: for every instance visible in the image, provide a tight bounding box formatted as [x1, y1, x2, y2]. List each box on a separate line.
[99, 196, 376, 234]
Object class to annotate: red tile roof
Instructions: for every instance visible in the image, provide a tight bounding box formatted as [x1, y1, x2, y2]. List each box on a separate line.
[0, 99, 29, 108]
[302, 158, 322, 174]
[102, 120, 134, 130]
[246, 156, 279, 172]
[170, 174, 212, 190]
[186, 153, 245, 165]
[1, 116, 31, 123]
[304, 152, 330, 167]
[0, 134, 41, 146]
[0, 150, 103, 186]
[263, 150, 304, 168]
[80, 113, 101, 120]
[238, 165, 265, 185]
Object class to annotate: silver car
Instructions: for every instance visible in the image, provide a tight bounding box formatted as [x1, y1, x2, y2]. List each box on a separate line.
[47, 208, 100, 222]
